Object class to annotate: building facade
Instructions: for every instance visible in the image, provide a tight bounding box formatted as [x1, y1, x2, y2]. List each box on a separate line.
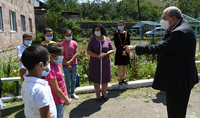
[0, 0, 35, 49]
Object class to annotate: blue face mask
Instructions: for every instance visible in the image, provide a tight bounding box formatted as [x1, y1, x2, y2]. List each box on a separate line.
[65, 36, 72, 41]
[24, 40, 32, 45]
[118, 26, 124, 30]
[41, 63, 51, 77]
[45, 36, 53, 41]
[53, 56, 64, 64]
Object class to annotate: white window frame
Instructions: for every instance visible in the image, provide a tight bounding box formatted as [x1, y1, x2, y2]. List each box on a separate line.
[0, 7, 3, 32]
[29, 18, 32, 33]
[21, 15, 26, 33]
[9, 11, 17, 32]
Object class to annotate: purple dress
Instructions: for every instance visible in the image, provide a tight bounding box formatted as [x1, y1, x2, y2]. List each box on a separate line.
[87, 36, 114, 83]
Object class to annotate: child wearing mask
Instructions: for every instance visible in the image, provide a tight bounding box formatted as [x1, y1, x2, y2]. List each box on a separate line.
[60, 29, 79, 100]
[45, 43, 71, 118]
[17, 33, 32, 89]
[21, 45, 57, 118]
[41, 28, 56, 45]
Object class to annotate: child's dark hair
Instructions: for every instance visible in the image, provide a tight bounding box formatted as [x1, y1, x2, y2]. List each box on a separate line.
[47, 43, 64, 55]
[92, 23, 106, 36]
[21, 45, 49, 70]
[42, 28, 53, 41]
[23, 33, 32, 39]
[64, 29, 73, 35]
[31, 41, 43, 46]
[118, 20, 125, 25]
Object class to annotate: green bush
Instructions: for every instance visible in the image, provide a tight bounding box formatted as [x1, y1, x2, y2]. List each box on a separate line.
[34, 32, 43, 42]
[62, 19, 82, 41]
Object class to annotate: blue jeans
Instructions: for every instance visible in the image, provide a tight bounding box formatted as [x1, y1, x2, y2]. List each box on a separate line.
[56, 103, 64, 118]
[63, 64, 77, 95]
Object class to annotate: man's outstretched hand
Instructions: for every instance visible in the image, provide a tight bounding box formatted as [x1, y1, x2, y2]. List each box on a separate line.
[123, 45, 135, 53]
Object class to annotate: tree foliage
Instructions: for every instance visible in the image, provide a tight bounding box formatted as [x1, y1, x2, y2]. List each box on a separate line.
[79, 0, 163, 22]
[62, 19, 81, 41]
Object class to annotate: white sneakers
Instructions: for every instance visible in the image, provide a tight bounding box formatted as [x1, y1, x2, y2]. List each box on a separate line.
[68, 94, 71, 100]
[71, 93, 79, 99]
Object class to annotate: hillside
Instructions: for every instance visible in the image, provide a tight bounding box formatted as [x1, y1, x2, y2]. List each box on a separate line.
[146, 0, 167, 7]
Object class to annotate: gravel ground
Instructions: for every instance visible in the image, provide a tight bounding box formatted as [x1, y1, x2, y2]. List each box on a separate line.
[64, 82, 200, 118]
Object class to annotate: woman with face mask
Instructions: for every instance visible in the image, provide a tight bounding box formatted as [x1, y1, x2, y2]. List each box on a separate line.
[41, 28, 56, 45]
[114, 20, 130, 85]
[87, 24, 114, 102]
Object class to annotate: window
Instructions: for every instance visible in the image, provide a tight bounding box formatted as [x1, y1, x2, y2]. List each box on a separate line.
[29, 18, 32, 32]
[9, 11, 17, 32]
[27, 0, 31, 3]
[21, 15, 26, 32]
[0, 7, 3, 32]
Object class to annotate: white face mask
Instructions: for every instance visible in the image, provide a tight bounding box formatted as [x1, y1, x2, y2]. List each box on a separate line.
[160, 18, 173, 30]
[95, 31, 101, 36]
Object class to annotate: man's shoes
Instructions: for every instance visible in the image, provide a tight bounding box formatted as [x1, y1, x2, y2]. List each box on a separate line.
[71, 93, 79, 99]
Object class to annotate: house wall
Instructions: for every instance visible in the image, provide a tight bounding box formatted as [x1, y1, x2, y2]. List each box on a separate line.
[0, 0, 36, 49]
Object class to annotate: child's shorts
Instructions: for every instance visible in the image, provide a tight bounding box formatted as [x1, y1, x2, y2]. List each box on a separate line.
[0, 99, 3, 110]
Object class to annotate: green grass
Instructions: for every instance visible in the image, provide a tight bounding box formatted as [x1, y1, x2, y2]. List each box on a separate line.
[2, 101, 25, 118]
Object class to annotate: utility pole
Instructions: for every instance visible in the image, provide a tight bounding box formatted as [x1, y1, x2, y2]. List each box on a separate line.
[137, 0, 141, 21]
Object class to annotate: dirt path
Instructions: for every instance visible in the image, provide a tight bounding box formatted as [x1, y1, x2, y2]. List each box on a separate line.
[64, 82, 200, 118]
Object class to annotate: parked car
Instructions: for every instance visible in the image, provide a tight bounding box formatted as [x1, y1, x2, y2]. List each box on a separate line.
[144, 27, 167, 37]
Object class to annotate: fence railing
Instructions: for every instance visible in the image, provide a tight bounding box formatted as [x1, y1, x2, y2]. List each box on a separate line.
[1, 61, 200, 94]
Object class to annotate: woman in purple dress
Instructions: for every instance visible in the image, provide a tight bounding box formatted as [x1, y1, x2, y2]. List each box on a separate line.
[87, 24, 114, 103]
[114, 20, 130, 85]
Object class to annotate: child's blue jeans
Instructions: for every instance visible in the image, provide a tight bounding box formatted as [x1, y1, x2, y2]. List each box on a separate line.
[56, 103, 64, 118]
[63, 64, 77, 95]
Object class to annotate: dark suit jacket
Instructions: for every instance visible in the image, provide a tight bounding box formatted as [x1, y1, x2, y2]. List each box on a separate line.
[135, 20, 199, 91]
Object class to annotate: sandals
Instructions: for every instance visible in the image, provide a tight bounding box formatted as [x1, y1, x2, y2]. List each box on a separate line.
[102, 95, 109, 101]
[119, 80, 123, 85]
[96, 98, 102, 103]
[119, 79, 128, 85]
[122, 79, 128, 84]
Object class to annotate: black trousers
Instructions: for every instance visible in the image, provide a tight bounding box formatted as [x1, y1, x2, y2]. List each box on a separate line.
[166, 90, 191, 118]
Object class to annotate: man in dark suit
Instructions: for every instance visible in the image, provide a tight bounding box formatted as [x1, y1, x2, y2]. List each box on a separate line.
[124, 6, 199, 118]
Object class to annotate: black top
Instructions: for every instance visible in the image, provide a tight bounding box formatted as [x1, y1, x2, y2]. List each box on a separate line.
[136, 20, 199, 91]
[114, 31, 130, 65]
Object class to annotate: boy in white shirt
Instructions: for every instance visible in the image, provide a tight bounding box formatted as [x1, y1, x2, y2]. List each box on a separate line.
[17, 33, 32, 83]
[21, 45, 57, 118]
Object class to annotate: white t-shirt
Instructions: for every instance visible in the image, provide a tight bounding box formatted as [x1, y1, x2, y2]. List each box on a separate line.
[17, 43, 29, 70]
[21, 75, 57, 118]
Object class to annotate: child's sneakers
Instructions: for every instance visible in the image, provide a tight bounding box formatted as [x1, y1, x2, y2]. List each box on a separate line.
[68, 94, 71, 100]
[71, 93, 79, 99]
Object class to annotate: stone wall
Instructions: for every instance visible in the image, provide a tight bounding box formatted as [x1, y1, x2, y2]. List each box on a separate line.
[0, 0, 36, 49]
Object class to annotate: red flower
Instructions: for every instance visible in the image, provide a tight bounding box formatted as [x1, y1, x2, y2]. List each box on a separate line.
[81, 49, 85, 53]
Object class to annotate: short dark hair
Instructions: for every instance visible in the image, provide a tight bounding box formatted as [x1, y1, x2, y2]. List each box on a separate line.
[23, 33, 32, 39]
[118, 20, 125, 25]
[31, 41, 43, 46]
[64, 29, 73, 34]
[47, 43, 63, 55]
[42, 28, 53, 41]
[21, 45, 49, 70]
[92, 23, 106, 36]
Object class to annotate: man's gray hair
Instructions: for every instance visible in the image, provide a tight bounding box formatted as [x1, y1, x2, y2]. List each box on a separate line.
[164, 6, 183, 20]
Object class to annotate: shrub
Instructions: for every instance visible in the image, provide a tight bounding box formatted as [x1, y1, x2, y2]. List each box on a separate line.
[62, 19, 82, 41]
